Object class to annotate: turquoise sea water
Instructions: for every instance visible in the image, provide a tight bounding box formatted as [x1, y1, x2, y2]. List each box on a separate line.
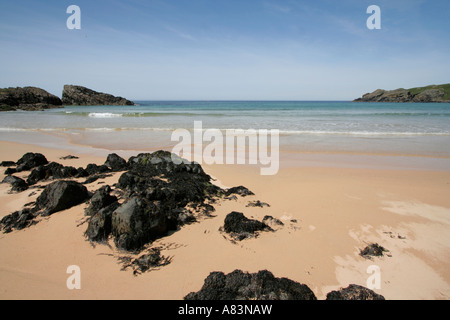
[1, 101, 450, 157]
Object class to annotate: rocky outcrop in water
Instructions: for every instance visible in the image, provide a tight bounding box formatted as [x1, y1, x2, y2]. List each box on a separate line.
[62, 85, 134, 106]
[0, 87, 63, 111]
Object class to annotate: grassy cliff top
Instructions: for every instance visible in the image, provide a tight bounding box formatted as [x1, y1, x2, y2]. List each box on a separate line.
[408, 84, 450, 101]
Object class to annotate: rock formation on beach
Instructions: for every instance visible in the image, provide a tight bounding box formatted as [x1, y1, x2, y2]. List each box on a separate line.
[222, 211, 273, 241]
[0, 150, 388, 299]
[353, 84, 450, 103]
[326, 284, 385, 300]
[185, 270, 385, 300]
[0, 87, 63, 111]
[62, 85, 135, 106]
[184, 269, 318, 300]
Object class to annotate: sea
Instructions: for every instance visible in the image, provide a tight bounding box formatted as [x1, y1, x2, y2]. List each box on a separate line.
[1, 101, 450, 170]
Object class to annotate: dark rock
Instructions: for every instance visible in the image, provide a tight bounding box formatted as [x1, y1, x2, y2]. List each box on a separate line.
[111, 197, 171, 251]
[118, 248, 171, 275]
[247, 200, 270, 208]
[124, 151, 214, 187]
[225, 186, 255, 197]
[35, 180, 90, 216]
[1, 175, 28, 192]
[0, 87, 62, 111]
[104, 153, 127, 172]
[85, 163, 111, 176]
[172, 207, 197, 225]
[81, 173, 112, 185]
[412, 89, 446, 102]
[60, 155, 79, 160]
[360, 243, 388, 259]
[326, 284, 385, 300]
[4, 167, 17, 175]
[82, 175, 100, 185]
[114, 151, 222, 247]
[133, 250, 164, 272]
[27, 162, 78, 185]
[75, 167, 89, 178]
[185, 269, 317, 300]
[0, 161, 16, 167]
[262, 215, 284, 227]
[16, 153, 48, 172]
[223, 212, 272, 240]
[0, 208, 36, 233]
[62, 85, 134, 106]
[85, 185, 118, 216]
[85, 202, 119, 242]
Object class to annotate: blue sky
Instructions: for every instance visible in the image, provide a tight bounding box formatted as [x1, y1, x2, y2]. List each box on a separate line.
[0, 0, 449, 100]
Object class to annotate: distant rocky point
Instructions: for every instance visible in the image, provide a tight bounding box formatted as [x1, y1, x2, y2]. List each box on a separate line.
[62, 85, 135, 106]
[0, 85, 135, 111]
[354, 84, 450, 103]
[0, 87, 63, 111]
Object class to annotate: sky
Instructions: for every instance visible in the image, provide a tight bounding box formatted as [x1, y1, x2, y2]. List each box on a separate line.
[0, 0, 449, 100]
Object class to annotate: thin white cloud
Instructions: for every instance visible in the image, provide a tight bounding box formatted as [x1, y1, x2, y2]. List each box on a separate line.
[164, 25, 196, 41]
[263, 1, 292, 14]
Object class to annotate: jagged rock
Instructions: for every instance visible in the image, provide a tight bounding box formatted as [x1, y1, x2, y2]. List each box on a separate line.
[81, 173, 112, 185]
[223, 212, 272, 240]
[118, 248, 171, 275]
[0, 208, 36, 233]
[111, 151, 223, 251]
[0, 87, 62, 111]
[2, 175, 28, 192]
[35, 180, 90, 216]
[75, 167, 89, 178]
[15, 153, 48, 172]
[360, 243, 388, 259]
[185, 270, 317, 300]
[85, 163, 111, 176]
[0, 161, 16, 167]
[27, 162, 78, 185]
[172, 207, 197, 225]
[85, 202, 119, 242]
[104, 153, 127, 172]
[120, 152, 219, 206]
[62, 85, 134, 106]
[85, 185, 118, 216]
[262, 215, 284, 227]
[247, 200, 270, 208]
[225, 186, 255, 197]
[111, 197, 171, 251]
[60, 155, 79, 160]
[326, 284, 385, 300]
[412, 89, 446, 102]
[4, 167, 17, 175]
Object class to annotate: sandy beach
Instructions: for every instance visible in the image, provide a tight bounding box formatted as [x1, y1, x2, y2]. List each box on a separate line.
[0, 139, 449, 300]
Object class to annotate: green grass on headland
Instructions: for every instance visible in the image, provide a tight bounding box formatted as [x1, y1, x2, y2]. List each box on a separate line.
[409, 84, 450, 101]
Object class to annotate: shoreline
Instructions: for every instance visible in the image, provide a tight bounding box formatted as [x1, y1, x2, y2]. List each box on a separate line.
[2, 130, 450, 172]
[0, 139, 449, 300]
